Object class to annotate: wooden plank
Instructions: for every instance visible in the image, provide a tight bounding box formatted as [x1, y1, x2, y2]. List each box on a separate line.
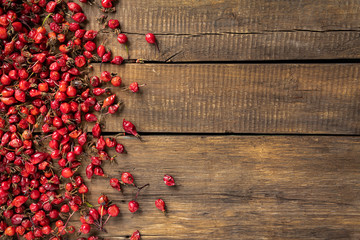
[80, 0, 360, 61]
[90, 63, 360, 134]
[80, 136, 360, 239]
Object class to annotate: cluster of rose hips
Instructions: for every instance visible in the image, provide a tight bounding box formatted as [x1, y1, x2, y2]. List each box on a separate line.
[79, 194, 119, 234]
[0, 0, 166, 238]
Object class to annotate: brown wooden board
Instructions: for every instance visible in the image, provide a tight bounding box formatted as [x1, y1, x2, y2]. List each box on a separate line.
[75, 136, 360, 239]
[90, 63, 360, 134]
[80, 0, 360, 61]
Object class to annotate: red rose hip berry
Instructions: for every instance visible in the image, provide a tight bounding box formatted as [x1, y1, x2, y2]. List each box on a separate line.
[163, 174, 175, 186]
[128, 200, 139, 213]
[145, 33, 159, 51]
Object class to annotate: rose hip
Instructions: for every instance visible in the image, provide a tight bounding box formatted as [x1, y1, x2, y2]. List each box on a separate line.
[163, 174, 175, 186]
[155, 199, 166, 212]
[130, 230, 141, 240]
[117, 33, 129, 57]
[123, 119, 139, 137]
[109, 178, 121, 191]
[111, 56, 124, 65]
[108, 19, 120, 29]
[128, 200, 139, 213]
[80, 223, 91, 234]
[111, 76, 122, 87]
[145, 33, 160, 51]
[129, 82, 139, 93]
[121, 172, 134, 184]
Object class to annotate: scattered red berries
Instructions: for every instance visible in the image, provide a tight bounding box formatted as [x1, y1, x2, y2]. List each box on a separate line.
[0, 0, 173, 238]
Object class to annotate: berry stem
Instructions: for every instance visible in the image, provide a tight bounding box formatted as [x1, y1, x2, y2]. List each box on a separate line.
[155, 42, 160, 52]
[100, 205, 104, 227]
[102, 215, 111, 227]
[42, 13, 52, 26]
[60, 211, 75, 235]
[135, 183, 149, 200]
[125, 44, 129, 59]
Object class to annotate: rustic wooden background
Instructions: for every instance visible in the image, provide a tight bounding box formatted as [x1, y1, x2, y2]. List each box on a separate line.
[80, 1, 360, 239]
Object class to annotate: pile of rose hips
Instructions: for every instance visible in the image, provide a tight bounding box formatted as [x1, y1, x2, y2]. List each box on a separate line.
[0, 0, 171, 239]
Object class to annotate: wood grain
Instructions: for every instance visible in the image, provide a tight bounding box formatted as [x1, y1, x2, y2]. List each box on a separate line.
[79, 136, 360, 239]
[90, 63, 360, 134]
[80, 0, 360, 61]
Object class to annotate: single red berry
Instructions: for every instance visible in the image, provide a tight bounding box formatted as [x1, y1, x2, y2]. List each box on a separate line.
[102, 51, 112, 62]
[115, 143, 125, 153]
[89, 208, 99, 220]
[110, 178, 121, 191]
[60, 204, 70, 213]
[101, 0, 112, 8]
[130, 230, 141, 240]
[92, 123, 101, 138]
[0, 27, 7, 40]
[5, 226, 15, 236]
[100, 71, 111, 82]
[97, 194, 109, 205]
[111, 56, 124, 65]
[72, 13, 86, 23]
[155, 199, 166, 212]
[108, 204, 120, 217]
[97, 45, 106, 57]
[103, 94, 116, 107]
[117, 33, 128, 44]
[67, 2, 82, 12]
[129, 82, 139, 93]
[163, 174, 175, 186]
[86, 164, 94, 179]
[83, 32, 98, 43]
[121, 172, 134, 184]
[61, 168, 74, 178]
[128, 200, 139, 213]
[145, 33, 156, 44]
[78, 184, 89, 194]
[123, 119, 139, 137]
[80, 223, 91, 234]
[16, 225, 25, 236]
[111, 76, 122, 87]
[75, 55, 86, 67]
[108, 19, 120, 29]
[145, 33, 160, 51]
[12, 196, 28, 208]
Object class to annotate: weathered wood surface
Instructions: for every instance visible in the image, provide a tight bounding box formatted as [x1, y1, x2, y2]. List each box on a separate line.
[81, 0, 360, 61]
[79, 136, 360, 239]
[91, 63, 360, 134]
